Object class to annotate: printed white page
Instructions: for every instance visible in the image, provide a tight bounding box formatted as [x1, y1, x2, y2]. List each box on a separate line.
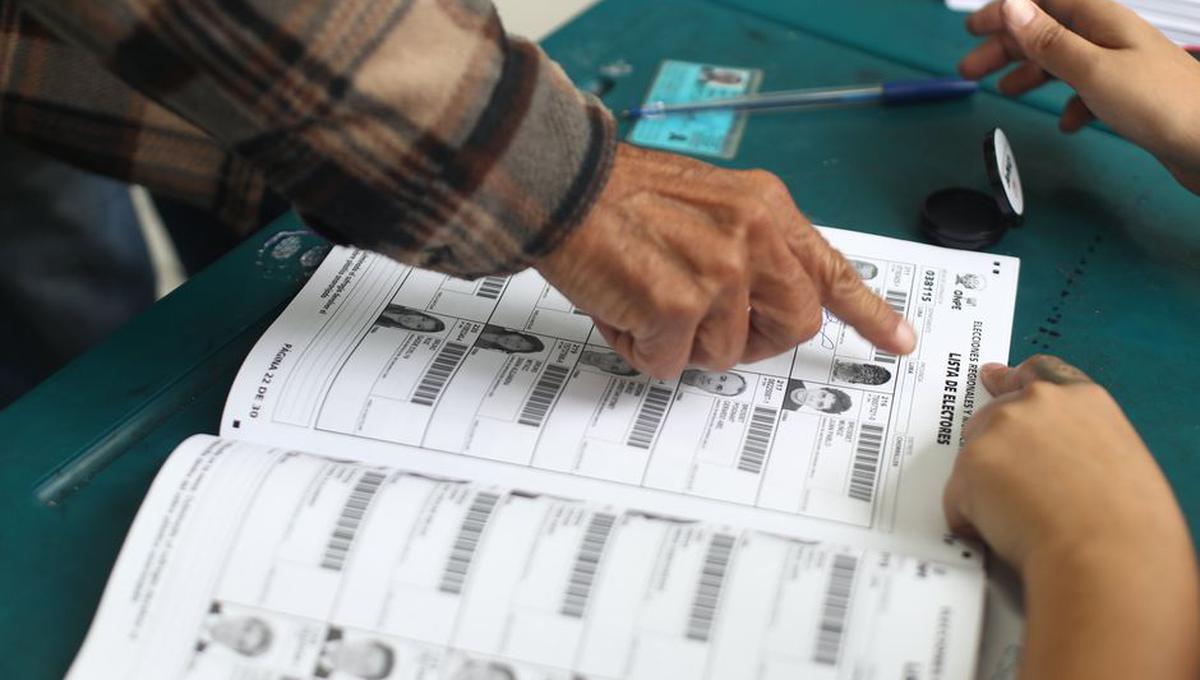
[945, 0, 1200, 44]
[67, 435, 984, 680]
[221, 227, 1019, 563]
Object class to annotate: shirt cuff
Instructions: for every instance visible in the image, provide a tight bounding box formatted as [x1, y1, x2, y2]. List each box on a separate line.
[297, 37, 617, 280]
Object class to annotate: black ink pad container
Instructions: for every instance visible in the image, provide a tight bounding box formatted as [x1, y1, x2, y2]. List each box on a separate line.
[921, 128, 1024, 250]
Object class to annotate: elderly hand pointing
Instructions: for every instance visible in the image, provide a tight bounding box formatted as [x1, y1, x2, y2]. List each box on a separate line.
[536, 144, 915, 378]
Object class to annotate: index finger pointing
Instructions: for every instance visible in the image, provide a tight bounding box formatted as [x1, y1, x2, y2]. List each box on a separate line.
[815, 248, 916, 355]
[761, 178, 914, 355]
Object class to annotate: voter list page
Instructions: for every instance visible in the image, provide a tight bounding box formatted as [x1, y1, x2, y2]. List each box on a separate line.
[68, 436, 984, 680]
[222, 227, 1019, 563]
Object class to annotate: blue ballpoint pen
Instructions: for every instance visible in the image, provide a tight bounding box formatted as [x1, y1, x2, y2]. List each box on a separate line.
[621, 76, 978, 119]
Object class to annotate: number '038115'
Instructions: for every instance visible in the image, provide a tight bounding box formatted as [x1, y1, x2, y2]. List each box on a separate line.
[920, 270, 936, 303]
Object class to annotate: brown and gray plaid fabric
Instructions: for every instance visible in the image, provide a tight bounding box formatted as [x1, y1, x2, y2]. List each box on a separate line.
[0, 0, 616, 278]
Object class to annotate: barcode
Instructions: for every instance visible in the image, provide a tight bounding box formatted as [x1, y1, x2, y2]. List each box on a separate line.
[561, 512, 617, 618]
[518, 364, 570, 428]
[476, 276, 507, 300]
[439, 491, 500, 594]
[686, 533, 736, 642]
[848, 423, 884, 502]
[320, 470, 387, 571]
[737, 406, 778, 474]
[813, 553, 859, 665]
[885, 289, 908, 316]
[412, 341, 468, 406]
[626, 385, 674, 449]
[873, 289, 908, 365]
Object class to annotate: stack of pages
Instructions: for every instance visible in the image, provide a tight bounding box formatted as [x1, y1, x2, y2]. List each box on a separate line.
[947, 0, 1200, 46]
[68, 227, 1020, 679]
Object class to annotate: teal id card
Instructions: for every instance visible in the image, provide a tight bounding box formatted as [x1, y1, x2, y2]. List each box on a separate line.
[628, 61, 762, 159]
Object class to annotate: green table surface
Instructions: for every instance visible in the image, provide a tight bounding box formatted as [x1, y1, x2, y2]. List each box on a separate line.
[3, 0, 1198, 677]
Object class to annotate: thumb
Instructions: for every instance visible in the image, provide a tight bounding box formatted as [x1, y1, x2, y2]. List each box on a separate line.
[980, 354, 1094, 396]
[942, 466, 980, 539]
[1002, 0, 1102, 88]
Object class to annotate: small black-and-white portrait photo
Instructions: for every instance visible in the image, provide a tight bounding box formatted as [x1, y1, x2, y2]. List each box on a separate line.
[832, 359, 892, 386]
[448, 658, 518, 680]
[578, 349, 639, 376]
[374, 305, 446, 333]
[197, 602, 273, 658]
[680, 368, 747, 396]
[475, 325, 545, 354]
[698, 66, 745, 87]
[316, 628, 395, 680]
[848, 259, 879, 281]
[781, 379, 853, 414]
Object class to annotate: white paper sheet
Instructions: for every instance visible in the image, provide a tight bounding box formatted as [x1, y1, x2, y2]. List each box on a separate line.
[67, 435, 985, 680]
[946, 0, 1200, 45]
[220, 227, 1018, 564]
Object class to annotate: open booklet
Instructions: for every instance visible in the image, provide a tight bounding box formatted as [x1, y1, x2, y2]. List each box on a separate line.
[67, 227, 1019, 680]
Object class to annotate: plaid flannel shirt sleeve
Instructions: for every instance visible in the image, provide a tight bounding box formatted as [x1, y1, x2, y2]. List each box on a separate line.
[0, 0, 616, 277]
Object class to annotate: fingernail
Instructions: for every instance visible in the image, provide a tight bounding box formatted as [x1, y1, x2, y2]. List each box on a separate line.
[893, 320, 917, 354]
[1003, 0, 1037, 28]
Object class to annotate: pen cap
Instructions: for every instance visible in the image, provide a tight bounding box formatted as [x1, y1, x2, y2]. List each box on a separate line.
[920, 128, 1024, 250]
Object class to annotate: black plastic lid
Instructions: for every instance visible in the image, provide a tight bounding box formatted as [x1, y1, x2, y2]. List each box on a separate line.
[921, 187, 1006, 249]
